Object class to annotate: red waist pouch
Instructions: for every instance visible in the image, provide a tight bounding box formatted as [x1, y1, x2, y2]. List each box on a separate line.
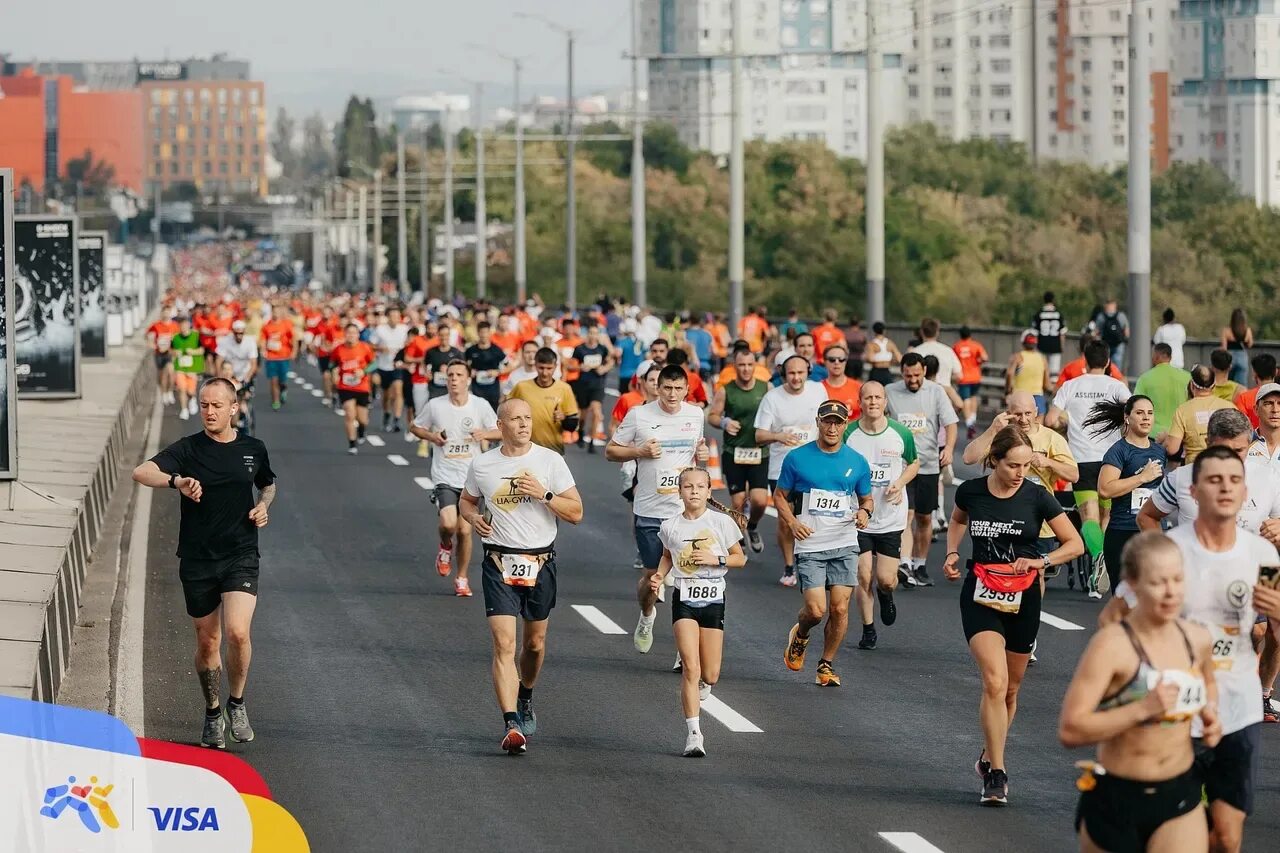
[972, 562, 1039, 593]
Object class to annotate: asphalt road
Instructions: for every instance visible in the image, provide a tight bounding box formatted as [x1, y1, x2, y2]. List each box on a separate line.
[143, 366, 1280, 853]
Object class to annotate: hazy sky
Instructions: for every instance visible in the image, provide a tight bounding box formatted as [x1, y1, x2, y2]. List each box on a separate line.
[8, 0, 633, 116]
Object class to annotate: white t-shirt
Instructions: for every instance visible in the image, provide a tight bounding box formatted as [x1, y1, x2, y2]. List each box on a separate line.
[845, 419, 917, 534]
[753, 381, 830, 480]
[913, 340, 963, 387]
[464, 443, 576, 551]
[613, 400, 705, 519]
[216, 334, 258, 381]
[414, 394, 498, 487]
[658, 509, 741, 605]
[1052, 373, 1132, 463]
[1150, 460, 1280, 533]
[371, 323, 410, 371]
[1152, 323, 1188, 369]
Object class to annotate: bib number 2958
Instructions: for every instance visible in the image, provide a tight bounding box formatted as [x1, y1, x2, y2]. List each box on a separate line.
[974, 578, 1022, 613]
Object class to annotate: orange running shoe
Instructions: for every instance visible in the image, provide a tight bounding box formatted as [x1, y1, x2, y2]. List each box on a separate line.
[501, 723, 527, 754]
[815, 661, 841, 687]
[784, 623, 809, 671]
[455, 577, 473, 597]
[435, 547, 453, 577]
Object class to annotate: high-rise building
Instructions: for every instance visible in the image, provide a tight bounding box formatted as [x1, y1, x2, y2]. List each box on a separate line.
[639, 0, 912, 159]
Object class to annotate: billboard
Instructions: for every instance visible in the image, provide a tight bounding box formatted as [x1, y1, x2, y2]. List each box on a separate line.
[78, 231, 107, 359]
[14, 215, 80, 398]
[0, 171, 17, 479]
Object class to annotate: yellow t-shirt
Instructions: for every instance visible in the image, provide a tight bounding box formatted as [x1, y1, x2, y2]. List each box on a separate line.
[1028, 426, 1074, 537]
[1212, 380, 1241, 403]
[508, 379, 580, 453]
[1168, 396, 1235, 462]
[1011, 351, 1047, 395]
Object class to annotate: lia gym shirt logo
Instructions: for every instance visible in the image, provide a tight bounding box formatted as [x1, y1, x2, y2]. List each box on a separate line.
[676, 530, 717, 574]
[492, 470, 537, 512]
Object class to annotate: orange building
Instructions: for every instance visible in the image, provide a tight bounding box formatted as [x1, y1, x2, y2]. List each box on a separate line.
[140, 79, 267, 197]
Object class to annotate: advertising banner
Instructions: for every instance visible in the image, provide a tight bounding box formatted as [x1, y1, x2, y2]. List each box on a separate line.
[0, 170, 16, 479]
[78, 231, 107, 360]
[14, 215, 80, 397]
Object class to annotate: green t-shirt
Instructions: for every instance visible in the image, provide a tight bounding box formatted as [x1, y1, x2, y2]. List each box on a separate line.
[722, 378, 770, 454]
[170, 330, 206, 374]
[1134, 363, 1191, 438]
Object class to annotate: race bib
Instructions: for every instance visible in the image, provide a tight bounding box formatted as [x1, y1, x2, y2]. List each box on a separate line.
[476, 371, 496, 385]
[1131, 487, 1153, 513]
[1209, 624, 1241, 671]
[499, 553, 544, 587]
[266, 338, 283, 352]
[733, 446, 763, 465]
[1145, 669, 1207, 722]
[445, 441, 474, 460]
[1195, 410, 1212, 427]
[973, 577, 1022, 613]
[433, 372, 447, 386]
[582, 354, 603, 369]
[341, 371, 362, 387]
[178, 354, 194, 368]
[870, 462, 892, 486]
[899, 413, 927, 433]
[678, 575, 726, 605]
[656, 468, 682, 495]
[157, 335, 172, 352]
[789, 427, 815, 444]
[808, 489, 851, 519]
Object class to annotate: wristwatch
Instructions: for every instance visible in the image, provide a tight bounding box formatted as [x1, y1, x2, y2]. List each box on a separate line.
[1041, 555, 1053, 571]
[541, 490, 555, 504]
[717, 555, 727, 569]
[168, 472, 179, 489]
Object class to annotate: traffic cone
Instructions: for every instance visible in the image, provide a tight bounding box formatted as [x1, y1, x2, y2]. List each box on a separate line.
[706, 439, 726, 490]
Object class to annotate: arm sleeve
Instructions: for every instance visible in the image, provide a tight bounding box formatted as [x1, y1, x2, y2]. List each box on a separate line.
[890, 420, 918, 464]
[149, 437, 190, 475]
[1101, 440, 1126, 471]
[754, 394, 777, 432]
[412, 400, 434, 430]
[1036, 485, 1066, 522]
[1151, 475, 1179, 515]
[1167, 408, 1187, 441]
[480, 401, 499, 430]
[1052, 385, 1068, 411]
[254, 449, 277, 489]
[936, 386, 959, 427]
[954, 481, 971, 513]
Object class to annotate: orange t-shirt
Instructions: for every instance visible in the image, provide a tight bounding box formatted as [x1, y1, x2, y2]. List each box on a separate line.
[685, 369, 708, 406]
[716, 363, 773, 389]
[333, 342, 376, 393]
[1055, 358, 1126, 390]
[316, 319, 342, 355]
[953, 339, 988, 385]
[491, 331, 521, 358]
[812, 323, 845, 360]
[1237, 386, 1262, 429]
[148, 320, 180, 353]
[260, 319, 295, 361]
[709, 323, 730, 358]
[612, 390, 644, 426]
[739, 316, 768, 354]
[402, 335, 436, 385]
[558, 336, 583, 382]
[822, 377, 862, 420]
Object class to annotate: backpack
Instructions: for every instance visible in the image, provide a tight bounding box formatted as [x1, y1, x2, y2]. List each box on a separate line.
[1098, 312, 1124, 346]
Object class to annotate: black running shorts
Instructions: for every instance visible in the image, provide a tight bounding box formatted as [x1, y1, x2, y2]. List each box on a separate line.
[671, 590, 725, 630]
[1075, 767, 1200, 853]
[179, 553, 259, 619]
[959, 569, 1041, 655]
[481, 550, 557, 622]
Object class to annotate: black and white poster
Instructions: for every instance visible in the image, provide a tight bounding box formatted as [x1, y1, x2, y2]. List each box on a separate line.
[78, 231, 107, 359]
[0, 170, 17, 479]
[15, 215, 80, 398]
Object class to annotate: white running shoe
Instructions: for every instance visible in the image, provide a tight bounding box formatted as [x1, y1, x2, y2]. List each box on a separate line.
[188, 398, 198, 415]
[633, 615, 655, 654]
[672, 652, 683, 673]
[179, 408, 190, 421]
[683, 731, 706, 758]
[779, 572, 798, 588]
[699, 679, 712, 701]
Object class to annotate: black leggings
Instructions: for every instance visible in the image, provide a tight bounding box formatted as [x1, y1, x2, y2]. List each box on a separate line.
[1103, 526, 1139, 591]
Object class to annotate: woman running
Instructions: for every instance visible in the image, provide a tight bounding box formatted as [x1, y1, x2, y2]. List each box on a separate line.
[866, 322, 901, 385]
[1059, 531, 1221, 853]
[1088, 395, 1165, 593]
[1220, 308, 1253, 387]
[649, 468, 747, 758]
[943, 426, 1083, 806]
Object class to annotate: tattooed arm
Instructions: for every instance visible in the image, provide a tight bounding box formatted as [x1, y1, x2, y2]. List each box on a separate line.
[249, 483, 276, 528]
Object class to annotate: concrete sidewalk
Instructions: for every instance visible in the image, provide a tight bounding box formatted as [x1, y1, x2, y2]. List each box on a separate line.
[0, 338, 153, 701]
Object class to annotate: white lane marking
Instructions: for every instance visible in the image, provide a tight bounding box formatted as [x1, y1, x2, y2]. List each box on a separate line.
[288, 371, 297, 378]
[311, 389, 323, 397]
[293, 375, 304, 384]
[606, 388, 620, 397]
[1040, 611, 1086, 631]
[571, 604, 627, 635]
[414, 477, 435, 490]
[387, 454, 409, 466]
[303, 382, 314, 390]
[878, 832, 947, 853]
[700, 695, 764, 733]
[765, 506, 778, 517]
[365, 434, 385, 447]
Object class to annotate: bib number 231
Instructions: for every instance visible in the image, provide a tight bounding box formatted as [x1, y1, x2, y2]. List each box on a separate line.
[500, 553, 544, 587]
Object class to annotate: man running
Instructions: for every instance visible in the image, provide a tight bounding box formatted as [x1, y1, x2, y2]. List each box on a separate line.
[952, 326, 988, 439]
[331, 324, 377, 454]
[216, 320, 259, 433]
[466, 320, 509, 413]
[411, 360, 500, 596]
[259, 306, 295, 411]
[885, 352, 958, 587]
[171, 316, 206, 421]
[502, 340, 545, 400]
[132, 377, 277, 749]
[708, 347, 770, 553]
[571, 324, 614, 452]
[371, 306, 410, 432]
[607, 365, 708, 654]
[147, 313, 181, 406]
[777, 400, 874, 687]
[845, 382, 919, 650]
[459, 398, 583, 754]
[508, 347, 580, 454]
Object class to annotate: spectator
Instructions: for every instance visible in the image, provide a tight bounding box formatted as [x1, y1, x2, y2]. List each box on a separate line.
[1032, 291, 1068, 377]
[1133, 342, 1190, 440]
[1092, 298, 1130, 372]
[1220, 307, 1253, 386]
[865, 321, 901, 385]
[1151, 307, 1186, 369]
[844, 316, 868, 380]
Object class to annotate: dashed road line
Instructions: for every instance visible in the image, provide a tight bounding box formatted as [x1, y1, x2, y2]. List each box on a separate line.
[700, 695, 763, 733]
[387, 454, 409, 466]
[365, 435, 385, 447]
[571, 604, 627, 635]
[878, 832, 947, 853]
[413, 477, 435, 490]
[311, 389, 323, 397]
[605, 388, 620, 397]
[1040, 611, 1086, 631]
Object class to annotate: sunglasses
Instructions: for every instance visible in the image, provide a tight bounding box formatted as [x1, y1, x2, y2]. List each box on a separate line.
[825, 357, 847, 363]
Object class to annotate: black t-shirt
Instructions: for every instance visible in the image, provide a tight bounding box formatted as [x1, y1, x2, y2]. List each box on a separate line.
[465, 343, 506, 388]
[426, 346, 463, 384]
[151, 430, 276, 560]
[1033, 308, 1063, 354]
[572, 343, 611, 387]
[954, 477, 1063, 565]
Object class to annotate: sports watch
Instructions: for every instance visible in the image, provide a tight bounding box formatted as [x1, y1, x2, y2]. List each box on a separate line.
[542, 490, 555, 504]
[168, 472, 179, 489]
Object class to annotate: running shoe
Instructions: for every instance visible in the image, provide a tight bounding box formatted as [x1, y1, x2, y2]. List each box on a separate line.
[587, 442, 596, 455]
[672, 652, 683, 673]
[1264, 694, 1279, 723]
[632, 556, 645, 570]
[404, 430, 417, 442]
[784, 623, 809, 671]
[974, 751, 991, 780]
[900, 564, 919, 588]
[913, 566, 935, 587]
[516, 698, 537, 736]
[967, 423, 978, 440]
[200, 710, 227, 750]
[272, 401, 281, 411]
[779, 571, 798, 588]
[981, 769, 1009, 806]
[815, 661, 841, 687]
[1087, 589, 1103, 600]
[1090, 553, 1110, 595]
[747, 528, 764, 553]
[858, 627, 877, 650]
[436, 547, 453, 577]
[501, 721, 527, 754]
[454, 577, 472, 597]
[347, 446, 358, 456]
[699, 679, 712, 701]
[357, 436, 367, 445]
[683, 731, 706, 758]
[393, 422, 402, 433]
[877, 587, 897, 626]
[1029, 640, 1038, 665]
[179, 408, 191, 421]
[188, 398, 198, 415]
[634, 615, 655, 654]
[226, 702, 254, 743]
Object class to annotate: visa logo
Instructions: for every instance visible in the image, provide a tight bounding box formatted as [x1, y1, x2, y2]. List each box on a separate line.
[148, 806, 220, 831]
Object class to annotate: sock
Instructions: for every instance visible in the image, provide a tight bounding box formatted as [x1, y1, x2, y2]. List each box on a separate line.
[784, 564, 795, 576]
[349, 439, 356, 448]
[1082, 520, 1104, 558]
[440, 541, 453, 552]
[518, 684, 533, 702]
[863, 622, 875, 632]
[357, 424, 366, 438]
[205, 705, 222, 719]
[227, 695, 244, 708]
[1265, 688, 1273, 699]
[685, 717, 700, 736]
[747, 522, 758, 532]
[911, 558, 925, 571]
[818, 658, 832, 668]
[503, 711, 520, 727]
[966, 415, 977, 426]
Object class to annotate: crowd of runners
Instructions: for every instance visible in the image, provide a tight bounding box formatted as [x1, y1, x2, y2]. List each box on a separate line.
[140, 248, 1279, 850]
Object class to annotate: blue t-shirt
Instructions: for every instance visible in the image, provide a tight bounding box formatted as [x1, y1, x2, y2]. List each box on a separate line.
[686, 327, 714, 367]
[1101, 437, 1167, 531]
[776, 442, 874, 554]
[605, 313, 622, 339]
[618, 337, 647, 379]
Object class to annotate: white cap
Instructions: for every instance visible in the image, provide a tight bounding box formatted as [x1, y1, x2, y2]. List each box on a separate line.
[1257, 382, 1280, 402]
[231, 320, 247, 332]
[635, 358, 656, 378]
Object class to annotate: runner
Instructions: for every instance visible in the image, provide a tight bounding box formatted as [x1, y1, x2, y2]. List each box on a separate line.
[502, 340, 546, 399]
[1056, 335, 1127, 390]
[1211, 349, 1243, 403]
[313, 307, 342, 408]
[571, 324, 614, 452]
[1244, 385, 1280, 722]
[466, 320, 509, 413]
[459, 398, 584, 754]
[885, 352, 958, 587]
[170, 316, 206, 421]
[425, 334, 467, 402]
[1164, 364, 1233, 463]
[777, 400, 874, 686]
[709, 348, 771, 553]
[607, 365, 708, 654]
[845, 382, 919, 651]
[649, 468, 747, 757]
[216, 320, 259, 434]
[811, 309, 845, 366]
[330, 324, 376, 455]
[1058, 531, 1220, 853]
[913, 318, 962, 390]
[410, 361, 500, 596]
[147, 314, 181, 406]
[259, 306, 295, 411]
[1006, 331, 1050, 415]
[953, 326, 988, 439]
[507, 347, 580, 454]
[753, 356, 831, 586]
[1032, 292, 1067, 379]
[131, 377, 277, 749]
[371, 306, 410, 433]
[401, 325, 435, 446]
[821, 344, 861, 420]
[942, 426, 1083, 805]
[865, 322, 901, 385]
[1133, 343, 1190, 441]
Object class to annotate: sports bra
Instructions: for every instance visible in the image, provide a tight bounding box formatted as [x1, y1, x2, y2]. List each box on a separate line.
[869, 336, 893, 363]
[1097, 620, 1206, 724]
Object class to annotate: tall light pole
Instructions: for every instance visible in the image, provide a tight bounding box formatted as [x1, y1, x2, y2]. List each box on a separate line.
[373, 169, 382, 290]
[357, 184, 368, 290]
[630, 0, 647, 308]
[444, 106, 455, 300]
[420, 127, 430, 295]
[1127, 0, 1152, 375]
[396, 131, 408, 295]
[345, 188, 356, 288]
[866, 0, 885, 324]
[475, 82, 487, 299]
[728, 0, 744, 333]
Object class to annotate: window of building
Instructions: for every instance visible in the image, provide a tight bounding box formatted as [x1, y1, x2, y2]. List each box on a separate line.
[1112, 134, 1125, 146]
[200, 88, 211, 103]
[170, 161, 179, 175]
[252, 144, 260, 157]
[1113, 60, 1125, 72]
[1110, 9, 1121, 21]
[237, 143, 245, 156]
[152, 127, 162, 141]
[1083, 109, 1092, 121]
[1113, 84, 1125, 96]
[232, 89, 241, 105]
[184, 89, 194, 104]
[217, 88, 227, 104]
[220, 143, 230, 156]
[934, 37, 952, 49]
[203, 161, 212, 175]
[970, 36, 980, 48]
[934, 86, 953, 98]
[991, 59, 1010, 72]
[150, 89, 162, 105]
[184, 162, 193, 176]
[844, 77, 859, 91]
[781, 26, 798, 46]
[992, 84, 1011, 98]
[153, 163, 163, 177]
[201, 106, 211, 122]
[1082, 60, 1092, 72]
[990, 35, 1010, 48]
[786, 79, 825, 95]
[152, 144, 161, 158]
[810, 0, 827, 16]
[186, 143, 195, 157]
[219, 162, 228, 174]
[785, 104, 826, 121]
[234, 125, 244, 140]
[809, 29, 826, 47]
[249, 89, 259, 105]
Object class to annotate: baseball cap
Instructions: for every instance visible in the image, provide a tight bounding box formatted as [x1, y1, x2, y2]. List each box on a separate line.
[817, 400, 851, 421]
[231, 320, 247, 332]
[1257, 382, 1280, 402]
[1022, 329, 1039, 344]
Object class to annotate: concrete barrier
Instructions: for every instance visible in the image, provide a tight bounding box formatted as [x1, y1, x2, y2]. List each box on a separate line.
[0, 336, 154, 701]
